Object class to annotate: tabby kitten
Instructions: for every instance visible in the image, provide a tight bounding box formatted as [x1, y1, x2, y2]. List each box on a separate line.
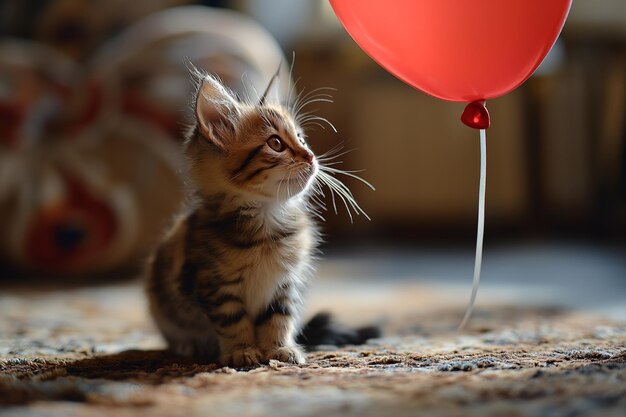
[145, 68, 314, 367]
[146, 68, 373, 367]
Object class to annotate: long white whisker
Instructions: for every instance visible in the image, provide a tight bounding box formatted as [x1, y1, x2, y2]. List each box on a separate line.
[301, 121, 326, 131]
[318, 170, 371, 221]
[288, 77, 303, 110]
[317, 142, 346, 159]
[292, 87, 337, 124]
[294, 96, 335, 116]
[318, 173, 338, 215]
[286, 169, 293, 199]
[286, 51, 296, 106]
[300, 115, 337, 133]
[276, 175, 286, 205]
[316, 161, 344, 167]
[319, 166, 376, 191]
[321, 173, 354, 223]
[297, 97, 334, 109]
[293, 88, 336, 113]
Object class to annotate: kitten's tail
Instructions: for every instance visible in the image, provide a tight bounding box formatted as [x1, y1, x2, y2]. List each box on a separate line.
[296, 312, 380, 350]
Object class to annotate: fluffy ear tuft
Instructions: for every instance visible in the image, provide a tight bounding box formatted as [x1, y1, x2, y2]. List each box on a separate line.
[195, 76, 239, 151]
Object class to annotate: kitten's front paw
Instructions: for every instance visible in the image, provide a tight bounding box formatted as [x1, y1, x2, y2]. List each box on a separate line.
[221, 346, 262, 367]
[265, 346, 306, 365]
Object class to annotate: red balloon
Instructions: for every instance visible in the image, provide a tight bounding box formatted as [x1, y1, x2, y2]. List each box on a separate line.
[330, 0, 572, 102]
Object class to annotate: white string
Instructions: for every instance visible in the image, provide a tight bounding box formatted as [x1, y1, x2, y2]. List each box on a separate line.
[458, 128, 487, 330]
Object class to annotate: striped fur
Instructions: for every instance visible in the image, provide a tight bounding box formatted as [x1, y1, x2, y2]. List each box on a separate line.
[146, 74, 319, 367]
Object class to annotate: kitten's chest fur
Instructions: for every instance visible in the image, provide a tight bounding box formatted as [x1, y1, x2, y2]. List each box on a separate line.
[187, 198, 315, 316]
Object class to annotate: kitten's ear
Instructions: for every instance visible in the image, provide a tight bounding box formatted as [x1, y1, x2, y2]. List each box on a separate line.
[195, 76, 239, 151]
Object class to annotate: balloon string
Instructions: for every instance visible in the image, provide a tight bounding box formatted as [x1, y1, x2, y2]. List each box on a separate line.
[458, 128, 487, 330]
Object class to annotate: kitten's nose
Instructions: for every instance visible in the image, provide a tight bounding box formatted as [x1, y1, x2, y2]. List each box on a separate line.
[303, 151, 314, 164]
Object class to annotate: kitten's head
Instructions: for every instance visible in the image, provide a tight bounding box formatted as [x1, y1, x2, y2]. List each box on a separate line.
[185, 73, 317, 205]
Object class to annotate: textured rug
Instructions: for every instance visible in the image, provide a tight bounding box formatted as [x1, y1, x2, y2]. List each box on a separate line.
[1, 279, 625, 417]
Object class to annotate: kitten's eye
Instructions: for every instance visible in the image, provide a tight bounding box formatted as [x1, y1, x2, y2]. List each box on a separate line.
[297, 132, 306, 145]
[267, 135, 284, 152]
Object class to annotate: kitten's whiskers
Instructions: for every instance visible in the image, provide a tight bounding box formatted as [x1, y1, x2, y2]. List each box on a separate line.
[313, 156, 374, 223]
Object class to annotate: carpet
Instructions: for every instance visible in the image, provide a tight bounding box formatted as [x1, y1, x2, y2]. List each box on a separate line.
[1, 278, 625, 417]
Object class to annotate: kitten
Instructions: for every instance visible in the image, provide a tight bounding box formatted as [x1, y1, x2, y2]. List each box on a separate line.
[145, 68, 376, 367]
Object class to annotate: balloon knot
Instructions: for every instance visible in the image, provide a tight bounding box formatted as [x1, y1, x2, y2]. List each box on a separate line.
[461, 101, 490, 130]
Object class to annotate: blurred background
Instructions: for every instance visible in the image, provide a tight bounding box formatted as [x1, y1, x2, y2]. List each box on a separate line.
[0, 1, 624, 316]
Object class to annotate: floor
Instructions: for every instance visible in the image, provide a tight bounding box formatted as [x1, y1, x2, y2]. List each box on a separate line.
[1, 243, 625, 417]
